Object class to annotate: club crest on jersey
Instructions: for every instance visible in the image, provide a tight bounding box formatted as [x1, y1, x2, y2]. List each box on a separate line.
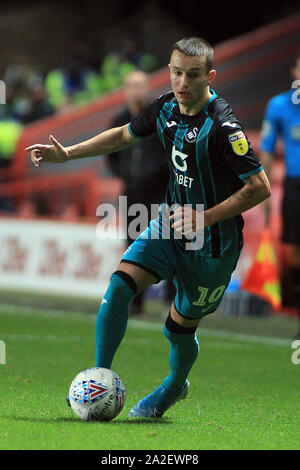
[185, 127, 198, 143]
[228, 130, 249, 156]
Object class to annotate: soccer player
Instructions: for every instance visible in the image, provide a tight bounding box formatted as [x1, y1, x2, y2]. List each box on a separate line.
[26, 37, 270, 418]
[260, 53, 300, 337]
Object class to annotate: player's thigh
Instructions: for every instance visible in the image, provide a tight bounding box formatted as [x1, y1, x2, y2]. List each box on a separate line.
[174, 249, 240, 320]
[117, 260, 158, 293]
[170, 301, 201, 328]
[119, 218, 176, 294]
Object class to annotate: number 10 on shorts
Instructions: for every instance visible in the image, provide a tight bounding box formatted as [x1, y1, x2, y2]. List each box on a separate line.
[192, 285, 226, 307]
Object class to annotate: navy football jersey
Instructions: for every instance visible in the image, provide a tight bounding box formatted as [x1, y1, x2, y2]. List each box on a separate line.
[128, 89, 262, 257]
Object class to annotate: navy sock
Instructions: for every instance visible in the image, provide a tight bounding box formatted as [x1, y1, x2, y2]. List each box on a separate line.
[95, 272, 136, 369]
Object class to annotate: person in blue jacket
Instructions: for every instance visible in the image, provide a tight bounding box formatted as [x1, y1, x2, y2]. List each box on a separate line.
[260, 52, 300, 337]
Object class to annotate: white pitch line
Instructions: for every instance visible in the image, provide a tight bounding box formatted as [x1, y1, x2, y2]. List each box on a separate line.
[1, 333, 88, 342]
[0, 304, 293, 348]
[128, 319, 292, 347]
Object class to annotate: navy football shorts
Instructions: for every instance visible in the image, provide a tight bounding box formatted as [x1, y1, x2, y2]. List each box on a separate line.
[121, 217, 240, 320]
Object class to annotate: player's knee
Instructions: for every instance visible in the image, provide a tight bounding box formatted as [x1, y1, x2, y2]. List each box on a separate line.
[169, 302, 200, 329]
[118, 261, 159, 293]
[110, 270, 138, 298]
[164, 312, 198, 338]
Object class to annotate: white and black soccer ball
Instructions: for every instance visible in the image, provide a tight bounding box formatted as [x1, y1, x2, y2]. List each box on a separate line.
[69, 367, 126, 421]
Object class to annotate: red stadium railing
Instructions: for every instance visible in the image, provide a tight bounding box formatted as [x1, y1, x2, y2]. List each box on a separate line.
[0, 171, 123, 219]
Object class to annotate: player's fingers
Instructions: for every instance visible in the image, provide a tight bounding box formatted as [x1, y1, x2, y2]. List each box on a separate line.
[182, 231, 197, 240]
[26, 145, 39, 152]
[171, 219, 186, 231]
[171, 214, 193, 227]
[49, 134, 64, 150]
[31, 149, 42, 167]
[25, 144, 51, 152]
[30, 149, 37, 161]
[169, 207, 184, 220]
[182, 225, 195, 235]
[180, 223, 194, 234]
[31, 158, 40, 167]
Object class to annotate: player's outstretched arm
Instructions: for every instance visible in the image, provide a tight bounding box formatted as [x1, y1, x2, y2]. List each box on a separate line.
[26, 124, 139, 167]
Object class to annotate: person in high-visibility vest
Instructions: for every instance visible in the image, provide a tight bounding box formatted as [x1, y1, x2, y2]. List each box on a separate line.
[0, 118, 22, 212]
[0, 119, 22, 168]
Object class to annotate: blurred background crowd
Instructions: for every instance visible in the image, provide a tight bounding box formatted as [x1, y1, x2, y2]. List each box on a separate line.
[0, 0, 296, 174]
[0, 37, 159, 171]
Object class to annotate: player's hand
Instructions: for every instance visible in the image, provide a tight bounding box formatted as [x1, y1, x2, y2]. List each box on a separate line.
[25, 135, 69, 167]
[169, 206, 205, 237]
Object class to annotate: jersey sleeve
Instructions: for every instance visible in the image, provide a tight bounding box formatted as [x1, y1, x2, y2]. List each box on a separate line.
[216, 123, 262, 180]
[260, 97, 282, 153]
[128, 95, 164, 138]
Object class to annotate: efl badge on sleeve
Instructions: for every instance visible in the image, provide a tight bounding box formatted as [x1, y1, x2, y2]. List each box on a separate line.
[228, 131, 249, 156]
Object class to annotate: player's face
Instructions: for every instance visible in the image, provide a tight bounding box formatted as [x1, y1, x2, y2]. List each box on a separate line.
[169, 50, 215, 112]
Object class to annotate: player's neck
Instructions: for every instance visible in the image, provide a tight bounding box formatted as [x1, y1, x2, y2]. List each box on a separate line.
[179, 88, 212, 116]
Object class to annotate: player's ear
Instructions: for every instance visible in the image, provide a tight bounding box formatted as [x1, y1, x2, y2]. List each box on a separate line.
[207, 69, 216, 85]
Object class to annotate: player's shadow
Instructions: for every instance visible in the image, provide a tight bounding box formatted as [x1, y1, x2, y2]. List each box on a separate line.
[2, 415, 82, 424]
[107, 418, 171, 425]
[3, 415, 171, 425]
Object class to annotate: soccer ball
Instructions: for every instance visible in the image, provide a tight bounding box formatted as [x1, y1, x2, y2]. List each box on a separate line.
[69, 367, 126, 421]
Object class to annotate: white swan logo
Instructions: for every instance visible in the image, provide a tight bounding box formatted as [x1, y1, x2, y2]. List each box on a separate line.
[185, 127, 198, 143]
[172, 145, 189, 171]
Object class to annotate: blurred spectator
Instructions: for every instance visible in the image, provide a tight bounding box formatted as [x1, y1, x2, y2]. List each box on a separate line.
[45, 39, 159, 111]
[22, 83, 54, 125]
[4, 63, 54, 124]
[115, 37, 159, 72]
[259, 52, 300, 337]
[107, 70, 175, 316]
[0, 118, 22, 213]
[0, 44, 159, 215]
[0, 120, 22, 168]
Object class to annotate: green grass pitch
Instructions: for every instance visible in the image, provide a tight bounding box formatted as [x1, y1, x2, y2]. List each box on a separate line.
[0, 304, 299, 450]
